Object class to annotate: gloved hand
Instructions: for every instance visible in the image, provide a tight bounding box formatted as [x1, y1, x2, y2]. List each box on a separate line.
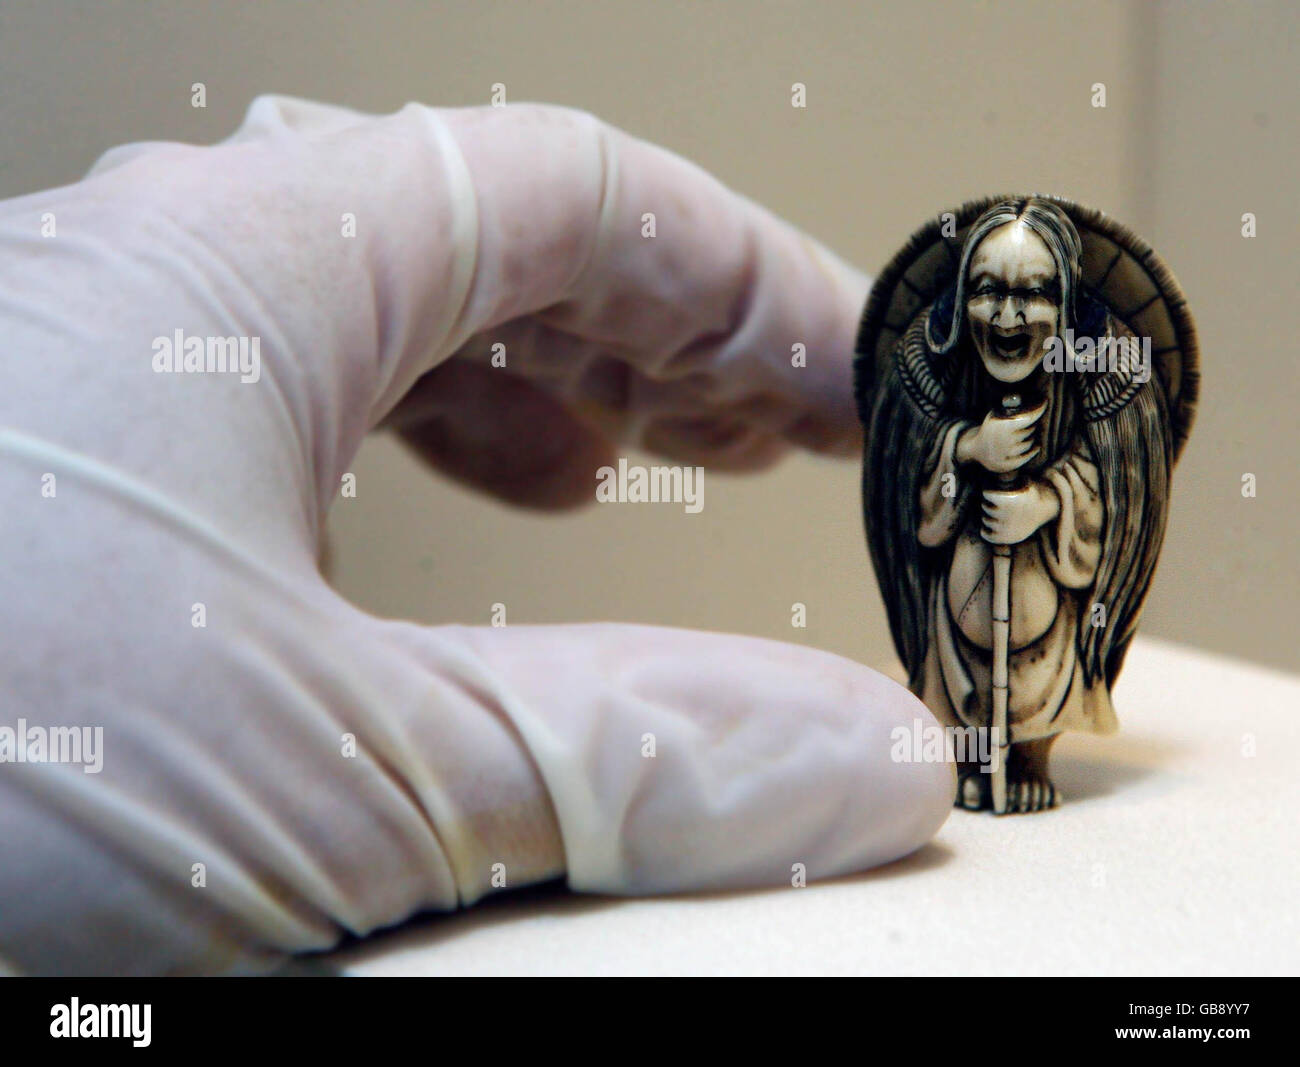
[0, 96, 953, 975]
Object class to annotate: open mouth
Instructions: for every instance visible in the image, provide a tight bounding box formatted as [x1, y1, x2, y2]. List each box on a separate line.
[990, 331, 1032, 360]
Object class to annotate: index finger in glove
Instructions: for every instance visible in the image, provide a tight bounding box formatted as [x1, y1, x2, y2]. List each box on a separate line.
[87, 97, 867, 515]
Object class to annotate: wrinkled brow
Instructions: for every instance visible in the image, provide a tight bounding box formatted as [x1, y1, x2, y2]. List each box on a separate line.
[967, 263, 1058, 289]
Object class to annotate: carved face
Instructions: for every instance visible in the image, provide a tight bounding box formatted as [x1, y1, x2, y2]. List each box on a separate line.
[964, 221, 1061, 384]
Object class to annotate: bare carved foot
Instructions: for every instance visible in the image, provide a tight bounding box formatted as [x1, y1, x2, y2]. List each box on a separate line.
[1003, 736, 1062, 813]
[1004, 772, 1061, 812]
[956, 764, 990, 810]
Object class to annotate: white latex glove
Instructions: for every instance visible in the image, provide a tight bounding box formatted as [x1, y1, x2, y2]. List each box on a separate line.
[0, 96, 954, 975]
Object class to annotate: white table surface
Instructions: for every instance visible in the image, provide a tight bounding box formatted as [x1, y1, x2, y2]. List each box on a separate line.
[326, 637, 1299, 976]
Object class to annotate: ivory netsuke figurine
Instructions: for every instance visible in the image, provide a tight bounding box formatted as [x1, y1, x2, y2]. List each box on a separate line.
[855, 195, 1198, 814]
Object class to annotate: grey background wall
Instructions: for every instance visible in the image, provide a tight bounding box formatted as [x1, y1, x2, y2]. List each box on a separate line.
[1, 0, 1295, 674]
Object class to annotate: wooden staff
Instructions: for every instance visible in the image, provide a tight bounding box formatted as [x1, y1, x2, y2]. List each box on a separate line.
[989, 392, 1022, 814]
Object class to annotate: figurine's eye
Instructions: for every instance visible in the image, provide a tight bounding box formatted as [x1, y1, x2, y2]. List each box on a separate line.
[1005, 286, 1058, 303]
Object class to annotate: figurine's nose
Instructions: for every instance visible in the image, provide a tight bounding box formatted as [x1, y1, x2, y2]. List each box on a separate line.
[991, 294, 1027, 325]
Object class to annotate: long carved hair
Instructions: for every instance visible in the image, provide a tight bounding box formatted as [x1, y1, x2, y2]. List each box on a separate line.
[926, 197, 1086, 355]
[923, 198, 1107, 471]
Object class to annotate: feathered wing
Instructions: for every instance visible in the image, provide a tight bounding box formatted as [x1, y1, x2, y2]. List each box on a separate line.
[861, 324, 960, 690]
[1079, 373, 1174, 687]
